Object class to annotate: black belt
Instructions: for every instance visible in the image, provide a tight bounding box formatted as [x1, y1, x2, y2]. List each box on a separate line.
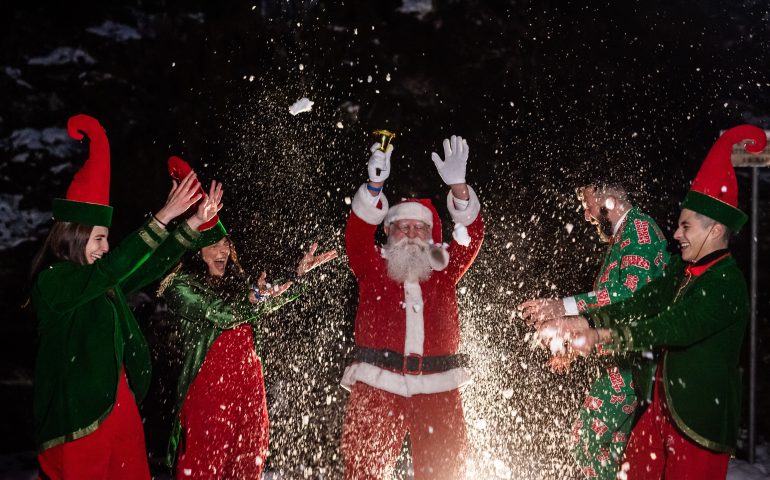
[354, 347, 469, 374]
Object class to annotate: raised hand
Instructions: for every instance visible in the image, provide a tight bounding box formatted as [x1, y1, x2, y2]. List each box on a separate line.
[431, 135, 468, 186]
[154, 171, 202, 226]
[367, 142, 393, 183]
[297, 242, 339, 277]
[186, 180, 224, 230]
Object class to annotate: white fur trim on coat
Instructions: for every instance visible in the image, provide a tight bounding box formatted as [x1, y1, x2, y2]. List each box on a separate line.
[352, 183, 389, 225]
[447, 185, 481, 226]
[385, 202, 433, 227]
[340, 363, 472, 397]
[403, 281, 424, 355]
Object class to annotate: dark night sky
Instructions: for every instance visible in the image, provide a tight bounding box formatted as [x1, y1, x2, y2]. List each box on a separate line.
[1, 1, 769, 477]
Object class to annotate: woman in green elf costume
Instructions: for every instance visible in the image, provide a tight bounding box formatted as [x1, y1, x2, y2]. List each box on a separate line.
[28, 114, 224, 480]
[159, 156, 337, 479]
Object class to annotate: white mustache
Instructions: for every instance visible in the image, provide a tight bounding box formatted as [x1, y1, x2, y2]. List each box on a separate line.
[392, 237, 429, 249]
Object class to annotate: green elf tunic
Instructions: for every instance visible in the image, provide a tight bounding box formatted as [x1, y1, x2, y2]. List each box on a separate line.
[587, 252, 748, 453]
[162, 271, 301, 466]
[30, 219, 201, 452]
[567, 207, 669, 479]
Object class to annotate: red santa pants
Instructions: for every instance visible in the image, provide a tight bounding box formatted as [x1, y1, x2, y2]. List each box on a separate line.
[37, 369, 150, 480]
[342, 382, 467, 480]
[621, 368, 729, 480]
[176, 325, 269, 479]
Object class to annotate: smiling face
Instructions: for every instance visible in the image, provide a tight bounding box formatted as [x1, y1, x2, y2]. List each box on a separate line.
[84, 226, 109, 264]
[200, 237, 232, 277]
[386, 219, 431, 243]
[673, 208, 725, 262]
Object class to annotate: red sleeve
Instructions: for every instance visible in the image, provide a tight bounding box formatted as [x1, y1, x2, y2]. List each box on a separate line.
[345, 210, 384, 280]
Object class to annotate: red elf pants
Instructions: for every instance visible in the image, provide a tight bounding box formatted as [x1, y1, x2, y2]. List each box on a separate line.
[621, 366, 729, 480]
[176, 325, 269, 479]
[342, 382, 467, 480]
[37, 369, 150, 480]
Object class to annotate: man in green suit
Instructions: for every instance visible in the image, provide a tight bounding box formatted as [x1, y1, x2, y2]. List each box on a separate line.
[520, 182, 669, 479]
[567, 125, 765, 479]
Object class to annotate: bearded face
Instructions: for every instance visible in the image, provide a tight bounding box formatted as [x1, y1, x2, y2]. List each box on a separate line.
[580, 188, 615, 243]
[383, 235, 433, 283]
[592, 206, 614, 243]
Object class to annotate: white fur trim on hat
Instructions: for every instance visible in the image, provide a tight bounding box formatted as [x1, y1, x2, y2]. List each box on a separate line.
[385, 201, 433, 226]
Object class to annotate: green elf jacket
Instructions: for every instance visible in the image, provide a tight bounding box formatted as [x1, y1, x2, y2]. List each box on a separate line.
[162, 271, 301, 466]
[575, 207, 670, 401]
[587, 253, 749, 453]
[30, 219, 201, 452]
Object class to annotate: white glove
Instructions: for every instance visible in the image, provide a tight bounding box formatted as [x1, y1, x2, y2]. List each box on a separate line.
[431, 135, 468, 185]
[367, 142, 393, 183]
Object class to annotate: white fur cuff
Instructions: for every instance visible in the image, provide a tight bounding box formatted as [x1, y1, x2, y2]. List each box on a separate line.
[352, 183, 389, 225]
[447, 185, 481, 226]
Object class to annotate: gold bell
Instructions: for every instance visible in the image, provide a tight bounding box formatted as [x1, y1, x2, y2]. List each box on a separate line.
[372, 129, 396, 152]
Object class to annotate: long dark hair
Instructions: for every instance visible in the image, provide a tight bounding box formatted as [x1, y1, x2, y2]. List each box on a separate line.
[24, 221, 94, 308]
[29, 221, 93, 283]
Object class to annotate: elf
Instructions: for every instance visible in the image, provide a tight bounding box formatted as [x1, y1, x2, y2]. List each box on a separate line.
[28, 114, 222, 479]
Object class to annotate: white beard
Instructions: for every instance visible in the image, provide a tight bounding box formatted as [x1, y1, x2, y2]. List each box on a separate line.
[384, 236, 433, 283]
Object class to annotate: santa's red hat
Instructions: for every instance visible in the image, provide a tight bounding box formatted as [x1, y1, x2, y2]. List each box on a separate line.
[167, 156, 226, 248]
[52, 114, 113, 227]
[386, 198, 443, 244]
[682, 125, 766, 232]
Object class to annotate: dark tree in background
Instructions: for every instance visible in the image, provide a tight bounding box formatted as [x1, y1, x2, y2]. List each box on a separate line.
[1, 1, 769, 478]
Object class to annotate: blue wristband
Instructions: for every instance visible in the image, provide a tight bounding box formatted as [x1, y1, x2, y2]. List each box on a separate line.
[250, 285, 262, 301]
[367, 183, 382, 193]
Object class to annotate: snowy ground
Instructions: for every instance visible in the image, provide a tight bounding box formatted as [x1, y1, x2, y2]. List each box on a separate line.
[1, 447, 768, 479]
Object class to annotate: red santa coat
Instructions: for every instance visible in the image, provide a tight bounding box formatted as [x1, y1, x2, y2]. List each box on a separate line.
[342, 183, 484, 397]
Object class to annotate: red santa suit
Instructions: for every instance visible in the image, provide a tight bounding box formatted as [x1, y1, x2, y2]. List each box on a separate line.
[341, 183, 483, 479]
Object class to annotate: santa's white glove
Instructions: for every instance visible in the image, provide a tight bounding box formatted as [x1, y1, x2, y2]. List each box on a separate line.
[431, 135, 468, 185]
[367, 143, 393, 183]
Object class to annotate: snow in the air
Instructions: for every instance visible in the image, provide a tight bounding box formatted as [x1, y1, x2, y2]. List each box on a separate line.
[288, 97, 314, 116]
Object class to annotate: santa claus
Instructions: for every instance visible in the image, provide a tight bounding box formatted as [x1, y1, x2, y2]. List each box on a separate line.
[341, 135, 484, 479]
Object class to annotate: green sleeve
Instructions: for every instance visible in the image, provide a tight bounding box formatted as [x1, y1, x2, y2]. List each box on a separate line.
[574, 217, 669, 311]
[121, 221, 200, 294]
[587, 256, 683, 329]
[34, 220, 167, 312]
[607, 272, 747, 351]
[165, 279, 256, 330]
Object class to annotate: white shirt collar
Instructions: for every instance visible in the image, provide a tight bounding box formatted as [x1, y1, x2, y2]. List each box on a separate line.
[612, 209, 631, 235]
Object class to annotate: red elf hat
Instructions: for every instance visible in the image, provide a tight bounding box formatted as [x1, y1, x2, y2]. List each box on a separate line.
[681, 125, 766, 232]
[167, 156, 226, 248]
[52, 114, 113, 227]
